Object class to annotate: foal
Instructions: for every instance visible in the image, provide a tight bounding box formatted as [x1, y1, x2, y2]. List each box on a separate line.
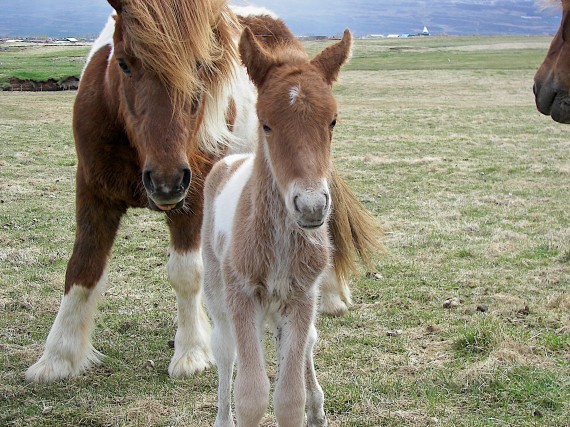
[202, 26, 352, 427]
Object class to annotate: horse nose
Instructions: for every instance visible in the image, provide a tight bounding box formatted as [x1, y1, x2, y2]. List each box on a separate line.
[143, 166, 191, 208]
[293, 190, 330, 229]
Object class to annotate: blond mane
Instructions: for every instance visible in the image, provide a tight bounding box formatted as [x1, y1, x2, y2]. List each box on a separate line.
[120, 0, 240, 118]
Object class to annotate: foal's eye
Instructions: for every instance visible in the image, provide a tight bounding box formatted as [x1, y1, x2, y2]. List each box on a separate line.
[329, 119, 337, 130]
[262, 124, 272, 134]
[117, 58, 131, 76]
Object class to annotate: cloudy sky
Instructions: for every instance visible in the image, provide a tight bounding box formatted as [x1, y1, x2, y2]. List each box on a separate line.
[0, 0, 561, 38]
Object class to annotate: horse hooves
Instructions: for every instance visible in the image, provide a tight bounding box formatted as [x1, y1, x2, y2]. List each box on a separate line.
[25, 346, 103, 383]
[319, 295, 349, 317]
[168, 348, 213, 378]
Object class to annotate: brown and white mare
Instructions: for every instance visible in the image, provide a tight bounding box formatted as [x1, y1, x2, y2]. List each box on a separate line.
[25, 0, 257, 383]
[26, 2, 381, 384]
[202, 22, 352, 426]
[534, 0, 570, 122]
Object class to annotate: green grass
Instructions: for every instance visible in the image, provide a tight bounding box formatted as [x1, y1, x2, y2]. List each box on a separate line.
[1, 36, 569, 426]
[0, 44, 89, 89]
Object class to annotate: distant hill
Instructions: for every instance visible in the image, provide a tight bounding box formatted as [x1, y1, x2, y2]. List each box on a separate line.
[0, 0, 561, 38]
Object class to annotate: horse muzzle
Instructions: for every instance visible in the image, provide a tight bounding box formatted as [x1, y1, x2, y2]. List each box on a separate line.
[143, 167, 191, 211]
[292, 189, 330, 230]
[534, 80, 570, 123]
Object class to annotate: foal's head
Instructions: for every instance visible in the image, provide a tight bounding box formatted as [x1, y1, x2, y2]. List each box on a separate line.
[534, 0, 570, 123]
[107, 0, 236, 210]
[239, 28, 352, 229]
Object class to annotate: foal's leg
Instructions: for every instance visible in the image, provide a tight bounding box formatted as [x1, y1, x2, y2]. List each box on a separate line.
[203, 247, 236, 427]
[211, 314, 236, 427]
[229, 284, 269, 427]
[319, 267, 352, 317]
[305, 324, 327, 427]
[26, 185, 125, 383]
[274, 297, 316, 427]
[166, 211, 212, 377]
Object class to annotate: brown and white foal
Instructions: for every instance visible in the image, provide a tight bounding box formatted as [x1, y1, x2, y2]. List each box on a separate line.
[202, 27, 352, 427]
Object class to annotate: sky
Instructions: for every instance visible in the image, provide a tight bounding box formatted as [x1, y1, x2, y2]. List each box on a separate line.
[0, 0, 562, 38]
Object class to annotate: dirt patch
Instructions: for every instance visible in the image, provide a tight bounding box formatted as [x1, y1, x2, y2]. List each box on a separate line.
[6, 76, 79, 91]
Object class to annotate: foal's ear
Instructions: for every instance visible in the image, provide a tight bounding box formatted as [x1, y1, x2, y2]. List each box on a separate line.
[108, 0, 122, 13]
[311, 29, 352, 85]
[239, 27, 275, 87]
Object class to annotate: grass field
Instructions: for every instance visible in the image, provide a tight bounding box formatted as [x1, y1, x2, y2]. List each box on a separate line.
[1, 35, 569, 426]
[0, 44, 89, 89]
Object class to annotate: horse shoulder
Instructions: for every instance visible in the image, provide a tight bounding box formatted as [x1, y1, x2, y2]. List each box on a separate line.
[204, 154, 253, 258]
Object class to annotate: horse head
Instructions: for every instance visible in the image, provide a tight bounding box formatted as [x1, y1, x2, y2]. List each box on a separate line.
[107, 0, 231, 210]
[534, 0, 570, 123]
[239, 27, 352, 229]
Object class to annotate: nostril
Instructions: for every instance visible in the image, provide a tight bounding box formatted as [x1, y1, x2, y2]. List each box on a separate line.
[143, 169, 154, 192]
[293, 195, 301, 213]
[180, 168, 191, 191]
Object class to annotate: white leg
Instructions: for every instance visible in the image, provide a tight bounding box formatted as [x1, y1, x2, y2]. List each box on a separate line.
[319, 268, 351, 317]
[211, 318, 236, 427]
[305, 324, 327, 427]
[25, 273, 107, 383]
[167, 249, 213, 378]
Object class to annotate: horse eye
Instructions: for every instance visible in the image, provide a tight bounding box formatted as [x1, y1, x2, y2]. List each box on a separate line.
[330, 119, 337, 130]
[262, 124, 272, 134]
[190, 96, 201, 116]
[117, 58, 131, 76]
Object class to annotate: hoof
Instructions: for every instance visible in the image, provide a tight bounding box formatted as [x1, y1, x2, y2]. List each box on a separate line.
[319, 293, 349, 317]
[308, 416, 328, 427]
[25, 346, 103, 383]
[168, 347, 213, 378]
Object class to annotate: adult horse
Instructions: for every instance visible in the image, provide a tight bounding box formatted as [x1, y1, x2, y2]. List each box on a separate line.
[534, 0, 570, 122]
[26, 0, 381, 383]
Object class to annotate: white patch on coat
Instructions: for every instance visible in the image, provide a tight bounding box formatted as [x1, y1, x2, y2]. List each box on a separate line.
[230, 5, 279, 19]
[289, 85, 301, 106]
[213, 154, 254, 253]
[25, 273, 107, 383]
[225, 64, 260, 155]
[166, 249, 213, 377]
[82, 13, 116, 78]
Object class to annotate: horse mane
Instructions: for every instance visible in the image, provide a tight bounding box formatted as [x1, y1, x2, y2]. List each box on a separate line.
[120, 0, 240, 114]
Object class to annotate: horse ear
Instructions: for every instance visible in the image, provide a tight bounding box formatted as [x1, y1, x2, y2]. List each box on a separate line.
[310, 29, 352, 85]
[239, 27, 275, 87]
[108, 0, 122, 12]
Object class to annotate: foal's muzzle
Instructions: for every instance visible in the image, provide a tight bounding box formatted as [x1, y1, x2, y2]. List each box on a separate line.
[143, 167, 192, 211]
[293, 190, 330, 230]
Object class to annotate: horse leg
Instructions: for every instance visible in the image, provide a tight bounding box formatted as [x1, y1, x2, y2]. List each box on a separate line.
[211, 315, 236, 427]
[203, 245, 236, 427]
[166, 212, 212, 377]
[26, 183, 124, 383]
[274, 297, 316, 427]
[319, 266, 351, 317]
[305, 324, 327, 427]
[229, 284, 269, 427]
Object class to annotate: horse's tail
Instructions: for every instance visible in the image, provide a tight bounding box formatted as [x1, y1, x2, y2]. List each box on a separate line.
[329, 166, 384, 279]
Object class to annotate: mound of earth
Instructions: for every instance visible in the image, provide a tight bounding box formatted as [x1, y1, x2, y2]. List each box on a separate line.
[6, 76, 79, 91]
